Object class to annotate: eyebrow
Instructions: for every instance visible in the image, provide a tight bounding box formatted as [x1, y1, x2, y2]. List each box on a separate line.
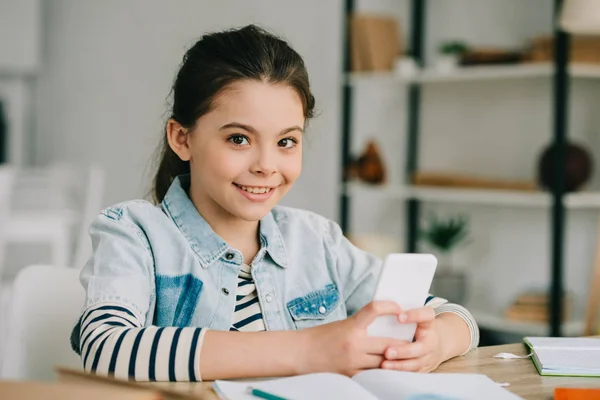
[220, 122, 303, 136]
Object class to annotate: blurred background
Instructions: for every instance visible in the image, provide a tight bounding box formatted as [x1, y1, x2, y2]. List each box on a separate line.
[0, 0, 599, 382]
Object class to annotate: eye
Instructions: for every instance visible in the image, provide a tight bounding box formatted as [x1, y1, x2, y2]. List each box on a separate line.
[228, 134, 249, 146]
[278, 138, 298, 149]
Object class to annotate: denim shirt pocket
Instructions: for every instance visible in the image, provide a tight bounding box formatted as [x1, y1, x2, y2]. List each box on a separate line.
[154, 274, 203, 327]
[286, 284, 342, 329]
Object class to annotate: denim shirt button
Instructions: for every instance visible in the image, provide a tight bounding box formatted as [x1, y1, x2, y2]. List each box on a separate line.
[221, 287, 230, 296]
[318, 305, 327, 314]
[225, 252, 234, 260]
[265, 294, 273, 303]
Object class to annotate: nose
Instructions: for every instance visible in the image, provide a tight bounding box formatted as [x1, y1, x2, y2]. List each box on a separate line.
[251, 146, 278, 176]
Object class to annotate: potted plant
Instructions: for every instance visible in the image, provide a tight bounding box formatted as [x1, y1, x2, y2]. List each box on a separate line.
[419, 212, 470, 304]
[436, 40, 469, 72]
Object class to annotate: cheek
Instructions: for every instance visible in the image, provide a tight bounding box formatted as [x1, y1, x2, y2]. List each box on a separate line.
[282, 153, 302, 182]
[198, 150, 244, 182]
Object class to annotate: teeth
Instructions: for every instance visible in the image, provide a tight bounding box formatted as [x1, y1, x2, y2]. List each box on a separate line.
[239, 185, 272, 194]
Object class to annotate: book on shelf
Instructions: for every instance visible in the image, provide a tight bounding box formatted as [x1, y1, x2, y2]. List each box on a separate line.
[504, 291, 571, 323]
[412, 171, 537, 192]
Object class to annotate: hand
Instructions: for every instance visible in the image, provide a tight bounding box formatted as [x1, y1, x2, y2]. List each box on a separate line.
[298, 301, 411, 377]
[380, 306, 445, 372]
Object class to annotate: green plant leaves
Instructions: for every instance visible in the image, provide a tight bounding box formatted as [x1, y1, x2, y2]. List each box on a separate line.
[419, 212, 469, 252]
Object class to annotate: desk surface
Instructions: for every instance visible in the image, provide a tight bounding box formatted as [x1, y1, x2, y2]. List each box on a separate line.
[145, 343, 600, 400]
[436, 343, 600, 400]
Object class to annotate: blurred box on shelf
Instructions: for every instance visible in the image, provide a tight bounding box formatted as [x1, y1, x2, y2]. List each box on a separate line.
[349, 13, 401, 72]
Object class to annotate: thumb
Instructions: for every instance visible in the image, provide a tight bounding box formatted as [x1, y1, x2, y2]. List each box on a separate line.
[352, 301, 402, 328]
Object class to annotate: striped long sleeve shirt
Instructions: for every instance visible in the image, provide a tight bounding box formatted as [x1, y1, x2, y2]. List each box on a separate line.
[74, 263, 478, 382]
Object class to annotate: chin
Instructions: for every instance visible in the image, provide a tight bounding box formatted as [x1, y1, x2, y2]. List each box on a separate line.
[232, 203, 275, 222]
[237, 210, 272, 222]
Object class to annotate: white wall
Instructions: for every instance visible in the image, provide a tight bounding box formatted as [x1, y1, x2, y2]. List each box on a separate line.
[34, 0, 343, 219]
[0, 0, 41, 73]
[33, 0, 600, 330]
[0, 0, 41, 165]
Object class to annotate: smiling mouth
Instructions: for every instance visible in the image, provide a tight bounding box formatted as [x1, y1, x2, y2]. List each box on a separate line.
[233, 183, 277, 194]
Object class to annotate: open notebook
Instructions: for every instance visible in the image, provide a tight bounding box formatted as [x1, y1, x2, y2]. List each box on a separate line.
[213, 369, 521, 400]
[524, 336, 600, 377]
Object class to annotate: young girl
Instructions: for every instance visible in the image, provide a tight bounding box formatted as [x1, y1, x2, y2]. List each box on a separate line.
[71, 25, 479, 382]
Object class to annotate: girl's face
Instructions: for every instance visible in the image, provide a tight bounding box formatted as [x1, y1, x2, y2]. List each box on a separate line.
[170, 80, 304, 222]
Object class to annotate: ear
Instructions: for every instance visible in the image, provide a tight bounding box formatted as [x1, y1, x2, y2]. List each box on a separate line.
[166, 119, 191, 161]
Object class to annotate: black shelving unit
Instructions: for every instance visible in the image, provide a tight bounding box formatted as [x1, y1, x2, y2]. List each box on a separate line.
[339, 0, 570, 337]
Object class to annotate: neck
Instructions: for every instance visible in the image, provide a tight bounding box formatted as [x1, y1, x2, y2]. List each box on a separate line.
[189, 184, 260, 257]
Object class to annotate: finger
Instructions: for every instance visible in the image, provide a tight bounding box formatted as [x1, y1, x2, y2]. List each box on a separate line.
[384, 341, 427, 360]
[353, 301, 402, 327]
[399, 307, 435, 324]
[364, 338, 411, 355]
[358, 354, 386, 370]
[414, 321, 434, 340]
[381, 357, 426, 372]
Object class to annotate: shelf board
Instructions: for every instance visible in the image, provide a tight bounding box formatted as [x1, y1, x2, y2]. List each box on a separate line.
[570, 63, 600, 79]
[469, 309, 585, 337]
[347, 63, 600, 85]
[419, 64, 553, 83]
[346, 183, 600, 209]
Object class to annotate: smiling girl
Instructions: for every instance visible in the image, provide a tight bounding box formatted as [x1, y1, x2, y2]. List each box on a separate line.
[71, 25, 479, 382]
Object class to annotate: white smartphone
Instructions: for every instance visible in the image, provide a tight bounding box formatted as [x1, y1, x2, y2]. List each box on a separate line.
[367, 253, 437, 342]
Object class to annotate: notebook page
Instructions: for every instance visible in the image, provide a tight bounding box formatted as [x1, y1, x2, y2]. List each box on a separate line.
[526, 337, 600, 350]
[213, 373, 378, 400]
[352, 369, 522, 400]
[535, 348, 600, 371]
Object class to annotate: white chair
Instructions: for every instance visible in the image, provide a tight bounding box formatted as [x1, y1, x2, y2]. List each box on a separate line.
[0, 264, 84, 381]
[72, 165, 106, 269]
[0, 166, 14, 280]
[8, 163, 105, 268]
[0, 165, 15, 301]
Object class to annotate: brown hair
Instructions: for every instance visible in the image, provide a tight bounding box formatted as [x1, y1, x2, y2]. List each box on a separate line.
[152, 24, 315, 203]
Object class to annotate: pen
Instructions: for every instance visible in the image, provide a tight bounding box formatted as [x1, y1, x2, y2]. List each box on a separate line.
[246, 386, 289, 400]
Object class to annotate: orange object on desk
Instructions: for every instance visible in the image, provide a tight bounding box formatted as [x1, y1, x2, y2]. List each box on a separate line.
[555, 388, 600, 400]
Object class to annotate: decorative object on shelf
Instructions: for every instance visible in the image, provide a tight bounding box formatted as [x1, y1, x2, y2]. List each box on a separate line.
[413, 171, 537, 191]
[394, 53, 418, 78]
[504, 291, 571, 323]
[528, 35, 600, 64]
[459, 48, 524, 66]
[348, 234, 403, 260]
[350, 13, 401, 72]
[419, 212, 469, 304]
[435, 40, 469, 72]
[537, 141, 594, 193]
[560, 0, 600, 35]
[345, 140, 386, 185]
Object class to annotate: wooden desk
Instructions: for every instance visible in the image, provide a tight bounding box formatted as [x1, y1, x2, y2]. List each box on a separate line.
[194, 343, 600, 399]
[59, 343, 600, 399]
[436, 343, 600, 400]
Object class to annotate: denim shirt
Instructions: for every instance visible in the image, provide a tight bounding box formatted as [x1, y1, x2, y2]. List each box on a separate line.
[80, 175, 381, 331]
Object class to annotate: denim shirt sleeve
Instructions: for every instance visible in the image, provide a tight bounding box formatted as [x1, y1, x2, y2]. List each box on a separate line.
[324, 219, 382, 317]
[79, 209, 155, 322]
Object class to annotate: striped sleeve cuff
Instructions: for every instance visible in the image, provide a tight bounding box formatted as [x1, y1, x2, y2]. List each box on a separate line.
[433, 303, 480, 355]
[79, 303, 205, 381]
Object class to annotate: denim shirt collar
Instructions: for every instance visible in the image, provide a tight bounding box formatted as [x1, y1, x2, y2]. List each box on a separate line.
[161, 175, 288, 269]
